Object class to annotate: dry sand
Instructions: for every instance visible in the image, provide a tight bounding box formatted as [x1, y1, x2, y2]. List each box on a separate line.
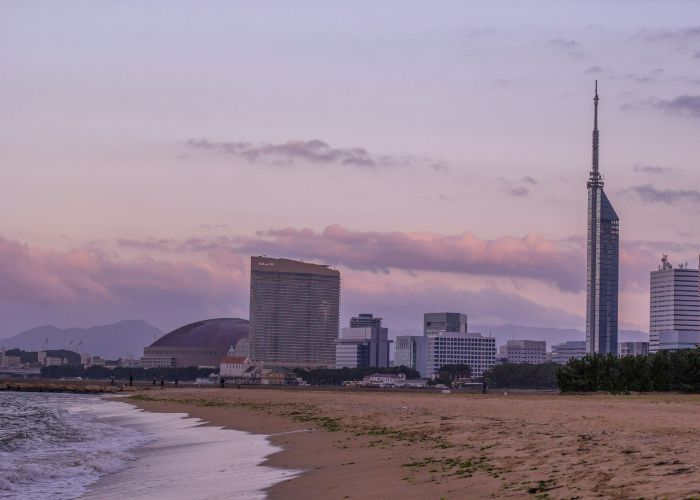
[126, 388, 700, 499]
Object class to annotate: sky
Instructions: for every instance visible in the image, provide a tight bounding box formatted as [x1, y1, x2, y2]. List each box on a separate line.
[2, 1, 700, 338]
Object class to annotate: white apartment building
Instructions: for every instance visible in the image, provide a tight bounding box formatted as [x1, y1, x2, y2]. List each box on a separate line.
[551, 340, 587, 364]
[650, 256, 700, 353]
[619, 341, 649, 357]
[498, 340, 546, 364]
[425, 331, 496, 377]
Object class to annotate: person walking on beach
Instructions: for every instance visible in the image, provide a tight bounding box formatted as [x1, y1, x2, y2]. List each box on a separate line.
[110, 375, 114, 386]
[129, 374, 133, 387]
[482, 380, 487, 394]
[220, 377, 225, 389]
[152, 375, 156, 387]
[174, 378, 179, 388]
[160, 376, 164, 390]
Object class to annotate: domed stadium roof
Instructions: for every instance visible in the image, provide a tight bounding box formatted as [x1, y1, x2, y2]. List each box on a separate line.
[150, 318, 248, 348]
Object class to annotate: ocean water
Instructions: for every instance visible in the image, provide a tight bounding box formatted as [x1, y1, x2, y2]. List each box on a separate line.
[0, 392, 299, 499]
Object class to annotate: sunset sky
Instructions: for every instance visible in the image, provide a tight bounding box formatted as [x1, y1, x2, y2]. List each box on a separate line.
[2, 1, 700, 337]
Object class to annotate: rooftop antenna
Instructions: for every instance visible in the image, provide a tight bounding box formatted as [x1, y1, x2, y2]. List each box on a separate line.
[587, 80, 603, 189]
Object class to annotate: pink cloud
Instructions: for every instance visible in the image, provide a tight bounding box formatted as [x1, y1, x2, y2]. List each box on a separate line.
[239, 225, 586, 292]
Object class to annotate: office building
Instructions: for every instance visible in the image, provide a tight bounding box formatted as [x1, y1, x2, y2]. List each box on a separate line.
[498, 340, 547, 364]
[335, 318, 391, 369]
[619, 341, 649, 357]
[424, 313, 467, 334]
[657, 331, 700, 351]
[425, 331, 496, 378]
[649, 255, 700, 353]
[551, 340, 587, 364]
[586, 81, 620, 356]
[249, 256, 340, 368]
[394, 335, 427, 376]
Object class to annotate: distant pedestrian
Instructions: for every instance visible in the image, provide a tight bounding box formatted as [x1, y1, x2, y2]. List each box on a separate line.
[110, 375, 114, 386]
[174, 378, 179, 388]
[153, 375, 156, 387]
[482, 381, 487, 394]
[220, 377, 225, 389]
[160, 377, 164, 390]
[129, 374, 133, 387]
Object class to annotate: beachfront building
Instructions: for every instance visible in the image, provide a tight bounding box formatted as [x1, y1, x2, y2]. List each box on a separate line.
[551, 340, 587, 364]
[38, 351, 66, 367]
[335, 314, 391, 369]
[394, 335, 427, 376]
[619, 342, 649, 357]
[649, 255, 700, 353]
[362, 372, 406, 387]
[0, 350, 21, 368]
[143, 318, 249, 368]
[497, 340, 547, 364]
[424, 312, 468, 335]
[249, 257, 340, 368]
[425, 331, 496, 378]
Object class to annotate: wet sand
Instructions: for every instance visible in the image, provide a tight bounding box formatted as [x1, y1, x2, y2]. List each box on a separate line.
[126, 388, 700, 499]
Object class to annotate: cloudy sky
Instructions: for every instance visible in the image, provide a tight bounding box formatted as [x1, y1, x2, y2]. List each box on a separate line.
[2, 1, 700, 337]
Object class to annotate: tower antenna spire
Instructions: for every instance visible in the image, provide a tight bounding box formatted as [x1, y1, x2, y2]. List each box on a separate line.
[588, 80, 602, 188]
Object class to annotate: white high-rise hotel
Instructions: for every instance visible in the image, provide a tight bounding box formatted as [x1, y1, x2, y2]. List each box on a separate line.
[649, 255, 700, 353]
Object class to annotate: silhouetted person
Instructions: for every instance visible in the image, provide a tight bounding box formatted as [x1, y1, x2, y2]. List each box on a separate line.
[110, 375, 114, 386]
[129, 374, 133, 387]
[153, 375, 156, 387]
[482, 381, 487, 394]
[174, 378, 179, 388]
[220, 377, 225, 389]
[160, 377, 164, 390]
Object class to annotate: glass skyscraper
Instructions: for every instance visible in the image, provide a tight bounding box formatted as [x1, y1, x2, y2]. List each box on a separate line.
[586, 81, 619, 355]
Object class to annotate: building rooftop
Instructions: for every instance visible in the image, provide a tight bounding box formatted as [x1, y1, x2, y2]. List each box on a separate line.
[149, 318, 249, 348]
[251, 256, 339, 277]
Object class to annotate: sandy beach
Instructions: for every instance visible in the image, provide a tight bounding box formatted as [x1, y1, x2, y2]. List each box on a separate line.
[123, 388, 700, 499]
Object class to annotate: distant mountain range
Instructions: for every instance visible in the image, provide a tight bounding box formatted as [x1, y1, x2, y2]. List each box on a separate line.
[390, 323, 648, 348]
[0, 320, 164, 360]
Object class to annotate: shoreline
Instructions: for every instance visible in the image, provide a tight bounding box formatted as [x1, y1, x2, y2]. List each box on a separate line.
[122, 388, 700, 499]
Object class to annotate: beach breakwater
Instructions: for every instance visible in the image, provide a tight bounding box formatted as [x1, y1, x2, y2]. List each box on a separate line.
[1, 379, 133, 394]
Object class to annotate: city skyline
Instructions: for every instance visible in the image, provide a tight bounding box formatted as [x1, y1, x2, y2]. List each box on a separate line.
[2, 2, 700, 337]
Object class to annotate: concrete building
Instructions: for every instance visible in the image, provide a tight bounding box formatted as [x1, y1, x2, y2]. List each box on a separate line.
[424, 312, 467, 335]
[362, 372, 406, 386]
[249, 257, 340, 368]
[38, 351, 66, 367]
[498, 340, 547, 364]
[649, 255, 700, 353]
[586, 82, 620, 356]
[0, 350, 20, 368]
[619, 341, 649, 357]
[336, 316, 391, 369]
[394, 335, 427, 376]
[551, 340, 587, 364]
[143, 318, 249, 368]
[335, 314, 392, 368]
[657, 331, 700, 352]
[425, 331, 496, 378]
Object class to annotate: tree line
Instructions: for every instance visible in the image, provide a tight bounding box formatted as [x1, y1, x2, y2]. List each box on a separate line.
[484, 362, 559, 390]
[557, 349, 700, 393]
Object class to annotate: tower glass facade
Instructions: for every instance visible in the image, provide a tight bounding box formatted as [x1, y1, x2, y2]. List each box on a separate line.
[586, 82, 620, 355]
